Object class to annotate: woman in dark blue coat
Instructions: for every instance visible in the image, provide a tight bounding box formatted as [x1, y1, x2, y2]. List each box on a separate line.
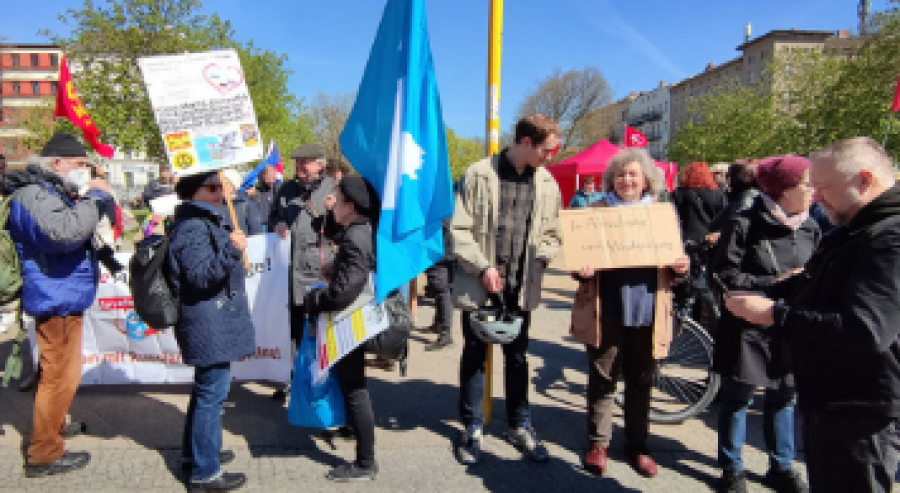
[165, 171, 255, 492]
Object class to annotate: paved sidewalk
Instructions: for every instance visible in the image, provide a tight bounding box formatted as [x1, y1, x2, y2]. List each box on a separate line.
[0, 260, 804, 492]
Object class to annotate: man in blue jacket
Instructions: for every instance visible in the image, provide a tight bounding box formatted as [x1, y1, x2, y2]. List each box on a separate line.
[6, 133, 111, 478]
[568, 176, 603, 209]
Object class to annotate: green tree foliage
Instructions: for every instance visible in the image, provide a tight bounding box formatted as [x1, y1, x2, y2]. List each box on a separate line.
[667, 80, 795, 163]
[445, 129, 483, 179]
[30, 0, 312, 164]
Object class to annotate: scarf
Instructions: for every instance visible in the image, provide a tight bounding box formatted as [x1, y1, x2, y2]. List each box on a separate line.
[761, 193, 808, 231]
[604, 191, 655, 207]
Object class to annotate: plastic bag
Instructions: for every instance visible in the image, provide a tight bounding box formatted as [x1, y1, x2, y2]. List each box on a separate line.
[287, 326, 347, 429]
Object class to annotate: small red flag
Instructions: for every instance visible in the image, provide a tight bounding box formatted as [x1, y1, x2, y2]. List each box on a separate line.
[55, 54, 114, 158]
[625, 125, 648, 148]
[892, 77, 900, 112]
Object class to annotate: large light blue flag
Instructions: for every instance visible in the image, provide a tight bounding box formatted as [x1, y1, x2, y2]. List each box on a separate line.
[340, 0, 454, 302]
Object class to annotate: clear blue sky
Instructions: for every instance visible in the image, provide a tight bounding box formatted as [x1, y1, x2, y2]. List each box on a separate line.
[3, 0, 889, 138]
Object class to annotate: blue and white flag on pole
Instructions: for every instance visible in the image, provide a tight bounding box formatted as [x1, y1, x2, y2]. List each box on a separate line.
[240, 140, 282, 192]
[340, 0, 454, 302]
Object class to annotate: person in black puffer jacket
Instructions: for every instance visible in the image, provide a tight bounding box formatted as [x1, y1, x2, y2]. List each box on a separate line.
[303, 175, 380, 483]
[711, 155, 819, 493]
[166, 171, 255, 492]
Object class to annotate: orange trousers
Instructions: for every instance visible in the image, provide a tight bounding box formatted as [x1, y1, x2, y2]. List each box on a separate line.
[27, 314, 83, 465]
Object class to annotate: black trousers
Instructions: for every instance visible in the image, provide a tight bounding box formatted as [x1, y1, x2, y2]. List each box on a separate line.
[425, 260, 454, 333]
[803, 411, 900, 493]
[335, 345, 376, 468]
[458, 308, 532, 427]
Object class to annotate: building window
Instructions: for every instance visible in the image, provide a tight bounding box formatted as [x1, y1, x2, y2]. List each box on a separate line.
[51, 81, 58, 95]
[12, 82, 20, 95]
[31, 54, 39, 67]
[51, 54, 59, 67]
[31, 82, 40, 95]
[11, 54, 20, 67]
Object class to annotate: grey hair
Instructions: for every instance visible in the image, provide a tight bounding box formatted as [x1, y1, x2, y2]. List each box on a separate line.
[811, 137, 896, 185]
[29, 155, 55, 172]
[602, 148, 664, 197]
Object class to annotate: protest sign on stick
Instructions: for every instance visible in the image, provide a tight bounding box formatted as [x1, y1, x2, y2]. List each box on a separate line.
[559, 204, 685, 271]
[138, 49, 264, 177]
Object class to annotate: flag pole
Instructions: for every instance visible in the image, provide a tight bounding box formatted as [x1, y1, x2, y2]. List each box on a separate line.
[482, 0, 503, 426]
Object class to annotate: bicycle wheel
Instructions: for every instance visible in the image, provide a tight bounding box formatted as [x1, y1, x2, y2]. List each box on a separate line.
[615, 316, 720, 424]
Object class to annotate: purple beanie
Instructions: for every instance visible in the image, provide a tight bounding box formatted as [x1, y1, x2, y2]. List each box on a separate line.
[756, 155, 810, 198]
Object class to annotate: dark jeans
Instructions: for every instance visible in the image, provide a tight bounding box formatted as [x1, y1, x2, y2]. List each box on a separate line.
[803, 411, 900, 493]
[717, 378, 797, 473]
[183, 363, 232, 480]
[335, 345, 376, 468]
[585, 322, 654, 450]
[425, 260, 453, 333]
[458, 308, 532, 427]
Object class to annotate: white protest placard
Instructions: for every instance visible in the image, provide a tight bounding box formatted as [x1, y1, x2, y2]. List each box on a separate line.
[138, 49, 264, 177]
[313, 293, 390, 383]
[28, 234, 292, 384]
[559, 203, 685, 271]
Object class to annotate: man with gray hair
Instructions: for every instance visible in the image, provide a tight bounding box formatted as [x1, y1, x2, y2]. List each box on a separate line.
[3, 133, 112, 477]
[269, 142, 336, 401]
[725, 137, 900, 493]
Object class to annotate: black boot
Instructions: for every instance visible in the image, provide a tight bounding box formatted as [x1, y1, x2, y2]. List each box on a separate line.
[425, 330, 453, 351]
[188, 471, 246, 492]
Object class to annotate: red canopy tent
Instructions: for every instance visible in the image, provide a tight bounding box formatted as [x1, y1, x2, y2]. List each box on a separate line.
[547, 139, 678, 208]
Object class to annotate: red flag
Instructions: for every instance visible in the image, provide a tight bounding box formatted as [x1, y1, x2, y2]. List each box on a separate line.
[625, 125, 648, 148]
[55, 54, 114, 158]
[892, 77, 900, 112]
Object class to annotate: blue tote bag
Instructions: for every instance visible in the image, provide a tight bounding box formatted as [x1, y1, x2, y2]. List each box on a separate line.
[287, 327, 347, 429]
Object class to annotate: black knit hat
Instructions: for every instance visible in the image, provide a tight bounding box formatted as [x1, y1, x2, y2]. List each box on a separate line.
[41, 133, 87, 158]
[339, 175, 379, 216]
[175, 171, 219, 200]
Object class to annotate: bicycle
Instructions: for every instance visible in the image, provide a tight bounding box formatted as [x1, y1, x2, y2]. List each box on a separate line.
[615, 240, 721, 424]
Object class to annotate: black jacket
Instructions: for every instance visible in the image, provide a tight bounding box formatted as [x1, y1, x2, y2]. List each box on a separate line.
[673, 188, 726, 244]
[711, 197, 820, 386]
[303, 216, 375, 316]
[769, 184, 900, 416]
[710, 189, 760, 233]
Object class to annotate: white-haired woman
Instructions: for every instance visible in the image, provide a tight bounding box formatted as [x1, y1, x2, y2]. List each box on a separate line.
[570, 148, 689, 479]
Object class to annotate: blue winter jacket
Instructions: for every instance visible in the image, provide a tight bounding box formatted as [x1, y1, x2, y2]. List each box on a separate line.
[568, 190, 605, 209]
[165, 201, 256, 366]
[6, 167, 106, 317]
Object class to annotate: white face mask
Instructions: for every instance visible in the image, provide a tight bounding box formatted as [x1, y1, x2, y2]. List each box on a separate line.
[65, 167, 92, 196]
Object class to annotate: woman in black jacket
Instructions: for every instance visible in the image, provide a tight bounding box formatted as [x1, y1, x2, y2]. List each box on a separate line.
[303, 175, 380, 482]
[711, 156, 819, 493]
[672, 162, 726, 244]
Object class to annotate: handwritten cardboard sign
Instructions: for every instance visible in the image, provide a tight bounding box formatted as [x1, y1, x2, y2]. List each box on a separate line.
[560, 203, 684, 270]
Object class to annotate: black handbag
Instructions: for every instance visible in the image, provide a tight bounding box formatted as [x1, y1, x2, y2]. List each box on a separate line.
[364, 290, 413, 376]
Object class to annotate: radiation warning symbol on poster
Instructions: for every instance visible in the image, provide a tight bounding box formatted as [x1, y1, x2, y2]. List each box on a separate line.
[173, 152, 196, 170]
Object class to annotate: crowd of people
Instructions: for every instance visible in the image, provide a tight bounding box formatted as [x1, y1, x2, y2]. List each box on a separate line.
[4, 120, 900, 493]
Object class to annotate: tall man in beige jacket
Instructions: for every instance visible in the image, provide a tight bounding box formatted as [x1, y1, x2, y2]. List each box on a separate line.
[451, 115, 563, 465]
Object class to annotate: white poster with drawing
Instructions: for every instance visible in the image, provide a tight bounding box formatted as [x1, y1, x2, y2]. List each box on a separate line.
[138, 49, 264, 177]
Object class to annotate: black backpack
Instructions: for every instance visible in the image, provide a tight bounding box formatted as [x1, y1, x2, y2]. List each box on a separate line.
[364, 290, 413, 376]
[129, 228, 180, 329]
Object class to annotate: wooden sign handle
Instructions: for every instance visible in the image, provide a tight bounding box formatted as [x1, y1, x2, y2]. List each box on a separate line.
[220, 170, 251, 269]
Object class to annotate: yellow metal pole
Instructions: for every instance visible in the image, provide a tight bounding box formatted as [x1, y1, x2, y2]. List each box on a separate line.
[482, 0, 503, 426]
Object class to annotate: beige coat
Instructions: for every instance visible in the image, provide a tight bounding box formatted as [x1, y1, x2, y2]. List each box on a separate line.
[450, 154, 562, 312]
[570, 269, 675, 359]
